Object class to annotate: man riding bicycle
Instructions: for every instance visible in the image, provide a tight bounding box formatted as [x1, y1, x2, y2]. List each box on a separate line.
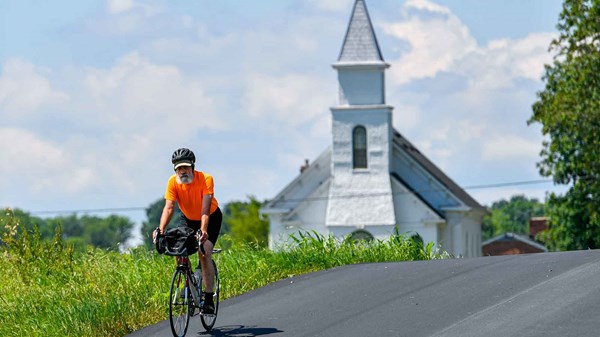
[154, 147, 222, 314]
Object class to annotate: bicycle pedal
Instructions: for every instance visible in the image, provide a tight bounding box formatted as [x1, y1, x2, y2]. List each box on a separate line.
[189, 307, 200, 317]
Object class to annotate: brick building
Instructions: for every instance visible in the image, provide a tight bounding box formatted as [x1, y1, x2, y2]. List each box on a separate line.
[482, 217, 548, 256]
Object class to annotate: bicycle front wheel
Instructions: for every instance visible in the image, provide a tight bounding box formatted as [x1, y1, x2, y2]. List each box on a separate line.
[169, 269, 190, 337]
[200, 259, 220, 331]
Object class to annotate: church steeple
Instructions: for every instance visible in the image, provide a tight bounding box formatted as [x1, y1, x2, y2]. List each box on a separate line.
[333, 0, 390, 106]
[326, 0, 396, 228]
[337, 0, 384, 64]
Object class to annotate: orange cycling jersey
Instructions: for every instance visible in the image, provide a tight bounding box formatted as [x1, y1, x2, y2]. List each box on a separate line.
[164, 171, 219, 220]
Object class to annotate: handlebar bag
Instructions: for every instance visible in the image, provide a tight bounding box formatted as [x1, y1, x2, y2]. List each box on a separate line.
[156, 226, 198, 256]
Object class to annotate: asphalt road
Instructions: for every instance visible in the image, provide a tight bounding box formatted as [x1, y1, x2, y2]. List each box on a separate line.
[127, 249, 600, 337]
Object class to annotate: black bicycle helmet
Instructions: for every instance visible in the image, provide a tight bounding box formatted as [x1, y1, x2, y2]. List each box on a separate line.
[171, 148, 196, 168]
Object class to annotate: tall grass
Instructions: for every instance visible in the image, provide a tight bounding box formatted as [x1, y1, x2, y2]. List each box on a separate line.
[1, 214, 171, 336]
[1, 213, 448, 337]
[218, 231, 447, 298]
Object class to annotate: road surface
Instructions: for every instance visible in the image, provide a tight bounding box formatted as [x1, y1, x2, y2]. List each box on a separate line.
[127, 249, 600, 337]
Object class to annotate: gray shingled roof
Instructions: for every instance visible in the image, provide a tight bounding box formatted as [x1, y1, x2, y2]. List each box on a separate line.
[482, 232, 548, 252]
[338, 0, 384, 63]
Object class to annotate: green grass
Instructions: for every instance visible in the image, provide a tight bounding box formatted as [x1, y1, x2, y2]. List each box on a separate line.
[1, 217, 449, 337]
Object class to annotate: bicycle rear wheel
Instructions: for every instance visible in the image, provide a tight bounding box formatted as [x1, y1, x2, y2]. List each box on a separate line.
[169, 269, 191, 337]
[200, 259, 220, 331]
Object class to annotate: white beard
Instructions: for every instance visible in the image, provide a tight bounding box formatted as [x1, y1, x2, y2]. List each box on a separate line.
[176, 173, 194, 184]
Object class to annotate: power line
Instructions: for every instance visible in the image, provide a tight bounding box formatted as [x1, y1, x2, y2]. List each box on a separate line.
[463, 179, 553, 190]
[26, 178, 555, 215]
[30, 207, 146, 216]
[271, 178, 555, 204]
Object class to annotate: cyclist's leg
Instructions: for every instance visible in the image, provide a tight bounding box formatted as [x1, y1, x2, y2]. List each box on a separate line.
[200, 207, 222, 294]
[200, 240, 215, 292]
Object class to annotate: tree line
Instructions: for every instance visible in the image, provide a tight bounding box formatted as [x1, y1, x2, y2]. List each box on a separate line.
[2, 193, 544, 252]
[1, 195, 269, 252]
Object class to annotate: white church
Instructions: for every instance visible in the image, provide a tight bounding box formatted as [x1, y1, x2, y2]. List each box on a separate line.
[261, 0, 486, 258]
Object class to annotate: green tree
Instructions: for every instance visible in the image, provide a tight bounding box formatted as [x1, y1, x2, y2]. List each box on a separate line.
[528, 0, 600, 250]
[1, 209, 133, 251]
[0, 209, 51, 238]
[46, 214, 84, 239]
[223, 196, 269, 247]
[482, 195, 545, 241]
[82, 215, 134, 250]
[47, 214, 134, 250]
[141, 198, 181, 249]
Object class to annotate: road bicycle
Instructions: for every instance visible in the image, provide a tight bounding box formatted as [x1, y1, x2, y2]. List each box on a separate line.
[169, 248, 221, 336]
[156, 227, 221, 336]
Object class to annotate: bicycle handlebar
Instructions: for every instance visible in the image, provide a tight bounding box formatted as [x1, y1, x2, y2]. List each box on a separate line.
[155, 227, 221, 256]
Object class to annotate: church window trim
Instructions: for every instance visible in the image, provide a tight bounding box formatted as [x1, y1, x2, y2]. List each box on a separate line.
[352, 125, 368, 169]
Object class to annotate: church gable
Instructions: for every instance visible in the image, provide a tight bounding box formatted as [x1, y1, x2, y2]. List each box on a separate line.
[262, 148, 331, 215]
[280, 178, 330, 232]
[390, 175, 445, 247]
[391, 130, 486, 215]
[390, 174, 444, 226]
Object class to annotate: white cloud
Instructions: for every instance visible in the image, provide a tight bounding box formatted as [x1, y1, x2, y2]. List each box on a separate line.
[85, 52, 222, 134]
[482, 135, 541, 161]
[455, 32, 555, 91]
[95, 0, 164, 35]
[457, 119, 485, 142]
[0, 128, 64, 170]
[106, 0, 160, 16]
[382, 0, 477, 85]
[379, 0, 556, 202]
[107, 0, 134, 14]
[1, 52, 229, 205]
[381, 1, 555, 89]
[243, 72, 332, 126]
[405, 0, 452, 15]
[307, 0, 354, 12]
[0, 128, 95, 195]
[393, 102, 422, 130]
[0, 59, 69, 116]
[502, 32, 555, 81]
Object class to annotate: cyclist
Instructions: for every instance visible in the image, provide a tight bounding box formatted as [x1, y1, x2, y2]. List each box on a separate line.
[154, 147, 222, 314]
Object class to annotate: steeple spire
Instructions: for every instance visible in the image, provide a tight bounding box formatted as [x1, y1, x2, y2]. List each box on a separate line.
[337, 0, 384, 63]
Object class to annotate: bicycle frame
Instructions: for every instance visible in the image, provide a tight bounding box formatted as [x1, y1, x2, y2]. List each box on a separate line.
[175, 256, 201, 307]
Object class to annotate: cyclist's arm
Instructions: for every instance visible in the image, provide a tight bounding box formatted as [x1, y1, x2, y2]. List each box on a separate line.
[199, 194, 212, 242]
[159, 199, 176, 233]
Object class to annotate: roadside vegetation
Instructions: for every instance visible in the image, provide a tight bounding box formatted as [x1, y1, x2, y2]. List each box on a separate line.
[481, 195, 545, 241]
[0, 209, 446, 337]
[528, 0, 600, 250]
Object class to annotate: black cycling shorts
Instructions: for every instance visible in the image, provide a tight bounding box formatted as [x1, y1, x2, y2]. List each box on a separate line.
[179, 207, 222, 245]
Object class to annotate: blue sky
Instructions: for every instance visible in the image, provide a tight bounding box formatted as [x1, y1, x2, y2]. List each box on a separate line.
[1, 0, 565, 227]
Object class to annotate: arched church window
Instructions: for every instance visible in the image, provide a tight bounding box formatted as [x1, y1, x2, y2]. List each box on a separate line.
[350, 229, 374, 242]
[353, 126, 367, 168]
